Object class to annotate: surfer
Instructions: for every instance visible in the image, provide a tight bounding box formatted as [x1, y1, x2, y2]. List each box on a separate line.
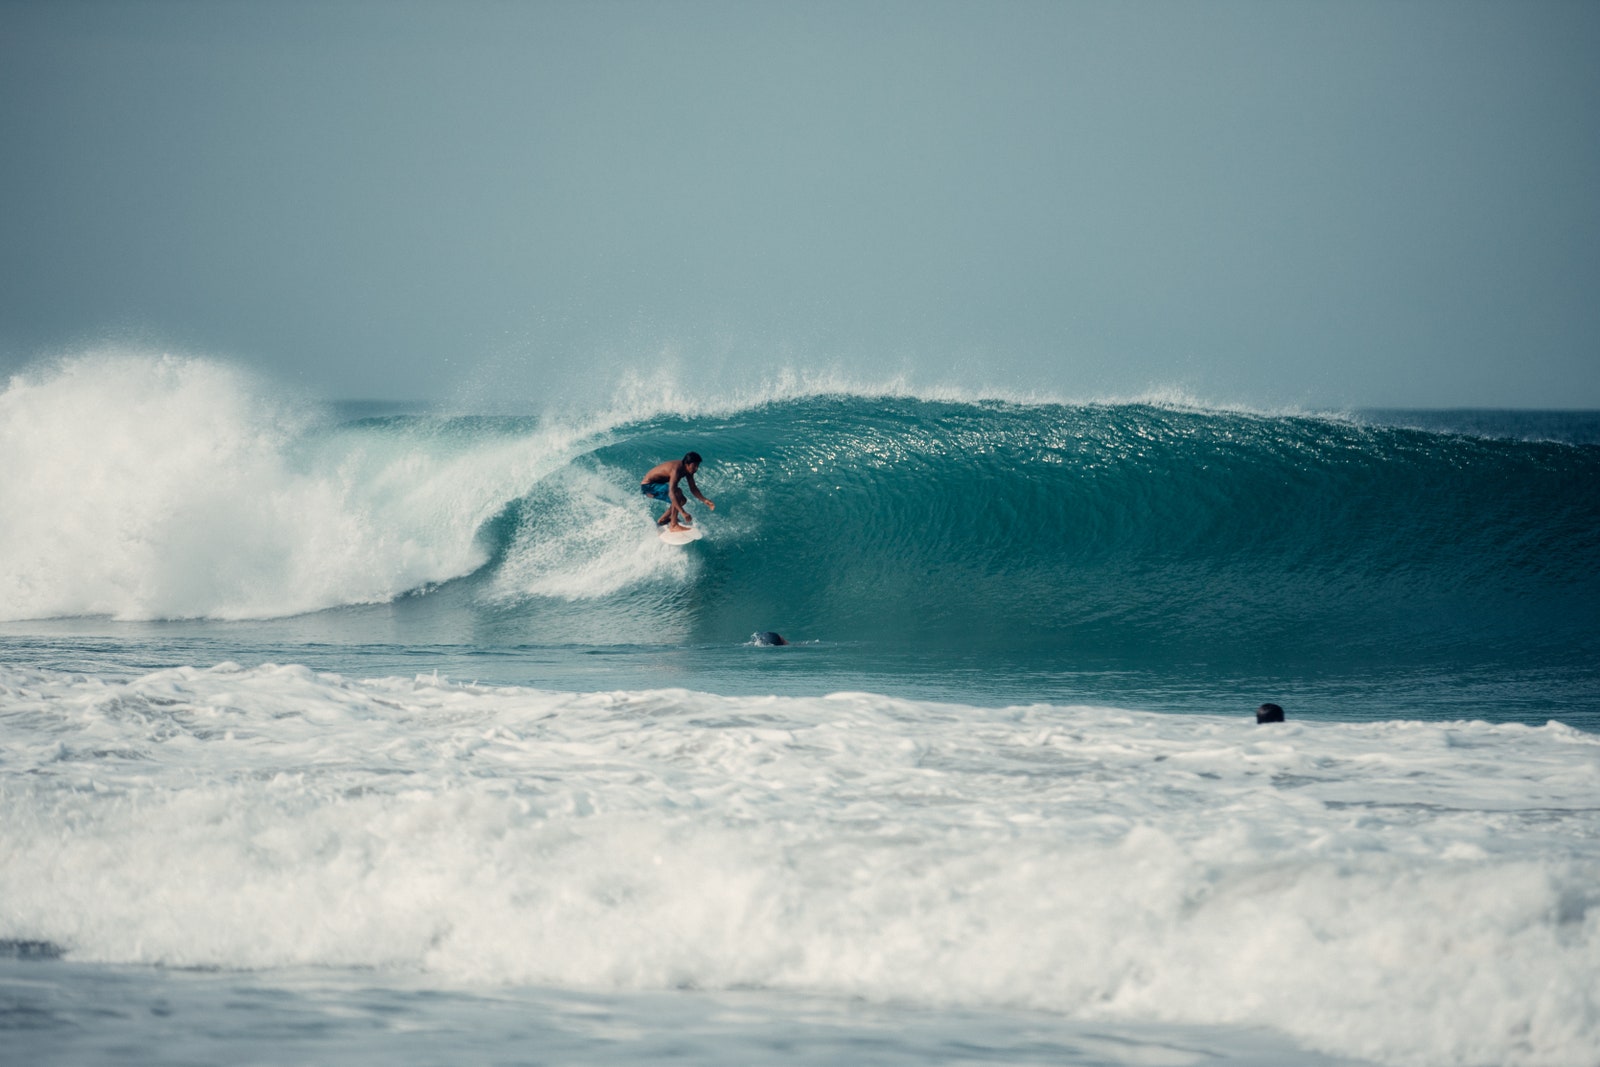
[1256, 703, 1286, 724]
[641, 452, 715, 531]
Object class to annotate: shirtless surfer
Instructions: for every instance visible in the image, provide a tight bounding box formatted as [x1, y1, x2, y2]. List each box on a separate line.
[641, 452, 714, 531]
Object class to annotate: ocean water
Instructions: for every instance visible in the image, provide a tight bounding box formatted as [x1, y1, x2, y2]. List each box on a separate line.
[2, 353, 1598, 1066]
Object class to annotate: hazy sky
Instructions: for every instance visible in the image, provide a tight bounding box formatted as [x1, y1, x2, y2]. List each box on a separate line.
[3, 0, 1597, 409]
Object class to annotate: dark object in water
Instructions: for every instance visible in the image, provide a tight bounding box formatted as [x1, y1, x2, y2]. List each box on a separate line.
[753, 631, 789, 647]
[0, 939, 64, 960]
[1257, 702, 1286, 724]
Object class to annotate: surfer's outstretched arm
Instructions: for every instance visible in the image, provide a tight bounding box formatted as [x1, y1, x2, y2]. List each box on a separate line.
[685, 470, 714, 511]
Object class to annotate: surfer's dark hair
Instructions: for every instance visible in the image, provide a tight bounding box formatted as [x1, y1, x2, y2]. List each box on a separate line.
[683, 451, 702, 466]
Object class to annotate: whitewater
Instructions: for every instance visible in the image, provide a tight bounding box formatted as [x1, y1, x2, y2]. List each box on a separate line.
[3, 353, 1599, 1066]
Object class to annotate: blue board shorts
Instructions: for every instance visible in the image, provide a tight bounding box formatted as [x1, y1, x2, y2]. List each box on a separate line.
[641, 481, 672, 502]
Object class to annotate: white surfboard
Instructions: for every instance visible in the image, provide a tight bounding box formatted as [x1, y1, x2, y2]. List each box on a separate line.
[658, 525, 703, 545]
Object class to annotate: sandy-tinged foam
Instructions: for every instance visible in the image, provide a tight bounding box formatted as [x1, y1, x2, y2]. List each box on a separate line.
[3, 662, 1596, 1066]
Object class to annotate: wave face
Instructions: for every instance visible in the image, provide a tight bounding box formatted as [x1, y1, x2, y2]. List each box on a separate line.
[589, 397, 1600, 671]
[3, 355, 1598, 675]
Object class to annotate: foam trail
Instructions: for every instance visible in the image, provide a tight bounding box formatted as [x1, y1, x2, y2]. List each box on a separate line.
[487, 465, 691, 601]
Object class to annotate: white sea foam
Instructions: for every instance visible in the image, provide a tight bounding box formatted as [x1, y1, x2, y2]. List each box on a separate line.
[2, 663, 1596, 1066]
[0, 352, 606, 621]
[488, 465, 692, 603]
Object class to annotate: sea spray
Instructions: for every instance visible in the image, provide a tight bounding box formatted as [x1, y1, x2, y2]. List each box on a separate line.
[0, 353, 572, 619]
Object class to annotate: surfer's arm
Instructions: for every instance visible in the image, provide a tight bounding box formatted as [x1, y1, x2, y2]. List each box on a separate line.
[685, 472, 714, 510]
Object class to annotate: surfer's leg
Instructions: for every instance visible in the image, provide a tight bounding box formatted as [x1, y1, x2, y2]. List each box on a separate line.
[644, 482, 672, 525]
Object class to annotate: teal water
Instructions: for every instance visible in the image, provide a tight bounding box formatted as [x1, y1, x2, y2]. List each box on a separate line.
[3, 356, 1598, 1066]
[5, 374, 1595, 728]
